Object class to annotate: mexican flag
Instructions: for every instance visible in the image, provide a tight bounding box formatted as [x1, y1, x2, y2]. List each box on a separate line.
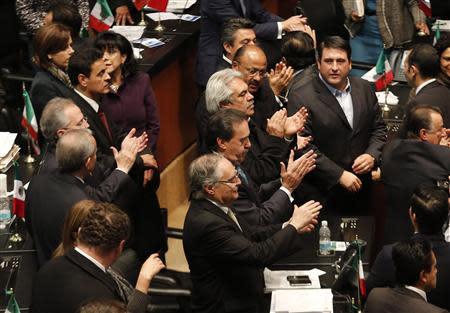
[90, 0, 114, 32]
[12, 164, 25, 219]
[358, 258, 366, 297]
[21, 87, 40, 155]
[147, 0, 169, 11]
[374, 49, 394, 91]
[5, 291, 20, 313]
[133, 0, 149, 10]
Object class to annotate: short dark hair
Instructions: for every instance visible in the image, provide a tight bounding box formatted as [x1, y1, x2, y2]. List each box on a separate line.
[47, 2, 82, 39]
[407, 44, 440, 78]
[78, 202, 130, 254]
[221, 17, 255, 46]
[78, 299, 127, 313]
[33, 23, 72, 70]
[281, 31, 315, 70]
[68, 47, 104, 86]
[405, 104, 442, 138]
[411, 183, 449, 235]
[392, 238, 433, 286]
[233, 44, 265, 63]
[206, 109, 248, 152]
[317, 36, 351, 61]
[94, 31, 138, 78]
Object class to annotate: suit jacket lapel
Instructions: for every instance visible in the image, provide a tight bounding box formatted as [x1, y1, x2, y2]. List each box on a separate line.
[349, 78, 362, 134]
[201, 199, 247, 235]
[313, 77, 352, 130]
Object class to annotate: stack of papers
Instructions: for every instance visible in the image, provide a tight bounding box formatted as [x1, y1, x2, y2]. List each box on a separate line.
[0, 133, 20, 173]
[433, 19, 450, 32]
[376, 91, 399, 105]
[111, 26, 146, 41]
[166, 0, 197, 13]
[133, 38, 165, 48]
[146, 12, 200, 22]
[270, 289, 333, 313]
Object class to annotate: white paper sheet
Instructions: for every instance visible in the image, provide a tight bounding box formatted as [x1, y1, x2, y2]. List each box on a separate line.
[111, 26, 146, 41]
[264, 268, 325, 292]
[376, 91, 399, 105]
[270, 289, 333, 313]
[0, 133, 17, 158]
[146, 12, 179, 21]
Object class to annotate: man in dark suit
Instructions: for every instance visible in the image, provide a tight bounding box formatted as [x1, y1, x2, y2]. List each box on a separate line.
[196, 0, 307, 87]
[218, 17, 257, 70]
[367, 184, 450, 310]
[67, 47, 167, 261]
[183, 153, 322, 313]
[381, 105, 450, 244]
[290, 36, 387, 215]
[26, 129, 137, 266]
[32, 201, 165, 313]
[402, 43, 450, 135]
[364, 238, 447, 313]
[200, 69, 306, 184]
[205, 109, 317, 225]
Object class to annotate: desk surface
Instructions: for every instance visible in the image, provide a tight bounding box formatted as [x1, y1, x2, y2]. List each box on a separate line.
[271, 216, 374, 270]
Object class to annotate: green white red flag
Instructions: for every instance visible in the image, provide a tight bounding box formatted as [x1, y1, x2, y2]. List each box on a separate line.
[133, 0, 149, 10]
[5, 290, 20, 313]
[21, 87, 40, 155]
[90, 0, 114, 32]
[374, 49, 394, 91]
[147, 0, 168, 11]
[12, 163, 25, 219]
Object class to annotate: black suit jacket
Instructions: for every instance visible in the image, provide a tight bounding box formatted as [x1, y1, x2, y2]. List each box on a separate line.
[30, 70, 75, 123]
[183, 199, 303, 313]
[364, 286, 449, 313]
[400, 80, 450, 137]
[25, 171, 132, 266]
[286, 65, 318, 111]
[381, 139, 450, 244]
[367, 233, 450, 311]
[196, 0, 282, 86]
[235, 167, 293, 226]
[32, 249, 148, 313]
[293, 76, 387, 191]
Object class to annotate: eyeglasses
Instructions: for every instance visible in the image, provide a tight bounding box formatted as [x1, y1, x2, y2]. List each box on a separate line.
[235, 62, 266, 78]
[76, 116, 88, 127]
[216, 172, 240, 185]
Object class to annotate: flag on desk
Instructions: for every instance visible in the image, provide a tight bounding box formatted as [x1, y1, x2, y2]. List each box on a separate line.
[90, 0, 114, 32]
[5, 290, 20, 313]
[12, 163, 25, 219]
[373, 49, 394, 91]
[147, 0, 169, 11]
[418, 0, 432, 17]
[133, 0, 149, 10]
[358, 258, 366, 298]
[21, 86, 40, 155]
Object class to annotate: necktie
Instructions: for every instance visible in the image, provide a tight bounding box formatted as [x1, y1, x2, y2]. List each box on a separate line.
[98, 110, 113, 143]
[107, 267, 134, 303]
[227, 208, 243, 232]
[236, 166, 249, 185]
[239, 0, 247, 16]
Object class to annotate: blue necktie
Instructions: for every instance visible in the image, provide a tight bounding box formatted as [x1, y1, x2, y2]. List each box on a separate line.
[236, 166, 249, 185]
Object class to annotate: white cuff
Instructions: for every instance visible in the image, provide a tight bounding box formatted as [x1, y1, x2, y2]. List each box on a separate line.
[277, 22, 283, 39]
[115, 167, 128, 174]
[279, 186, 294, 202]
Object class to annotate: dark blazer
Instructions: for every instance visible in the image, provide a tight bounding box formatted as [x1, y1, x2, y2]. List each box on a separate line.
[367, 233, 450, 311]
[292, 75, 387, 190]
[183, 199, 303, 313]
[235, 166, 293, 226]
[25, 171, 133, 266]
[286, 65, 318, 110]
[364, 286, 449, 313]
[400, 80, 450, 137]
[32, 249, 148, 313]
[196, 0, 282, 86]
[381, 139, 450, 244]
[30, 70, 75, 123]
[251, 78, 282, 130]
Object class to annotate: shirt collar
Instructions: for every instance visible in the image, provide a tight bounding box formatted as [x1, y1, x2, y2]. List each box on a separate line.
[319, 73, 351, 96]
[75, 89, 100, 113]
[74, 247, 107, 272]
[206, 198, 230, 215]
[415, 78, 436, 95]
[405, 285, 427, 301]
[222, 54, 232, 65]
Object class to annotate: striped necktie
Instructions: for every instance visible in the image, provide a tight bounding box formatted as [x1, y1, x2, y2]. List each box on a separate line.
[227, 208, 243, 232]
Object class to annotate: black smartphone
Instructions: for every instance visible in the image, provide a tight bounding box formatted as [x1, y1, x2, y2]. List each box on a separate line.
[287, 275, 311, 286]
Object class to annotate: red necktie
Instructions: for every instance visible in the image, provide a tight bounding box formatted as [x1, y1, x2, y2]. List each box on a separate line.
[98, 111, 113, 143]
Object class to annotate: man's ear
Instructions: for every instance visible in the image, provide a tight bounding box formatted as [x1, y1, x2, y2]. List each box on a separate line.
[224, 43, 233, 56]
[419, 128, 428, 141]
[204, 183, 215, 196]
[231, 60, 239, 71]
[281, 56, 287, 64]
[78, 73, 88, 88]
[216, 137, 227, 151]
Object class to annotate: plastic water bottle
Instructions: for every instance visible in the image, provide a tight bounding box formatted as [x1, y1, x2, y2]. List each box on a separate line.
[0, 174, 11, 230]
[319, 220, 331, 255]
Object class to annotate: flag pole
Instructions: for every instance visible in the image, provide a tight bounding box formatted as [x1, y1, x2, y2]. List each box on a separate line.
[138, 10, 146, 26]
[176, 0, 190, 30]
[22, 83, 35, 164]
[154, 12, 165, 32]
[382, 74, 390, 113]
[9, 162, 23, 246]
